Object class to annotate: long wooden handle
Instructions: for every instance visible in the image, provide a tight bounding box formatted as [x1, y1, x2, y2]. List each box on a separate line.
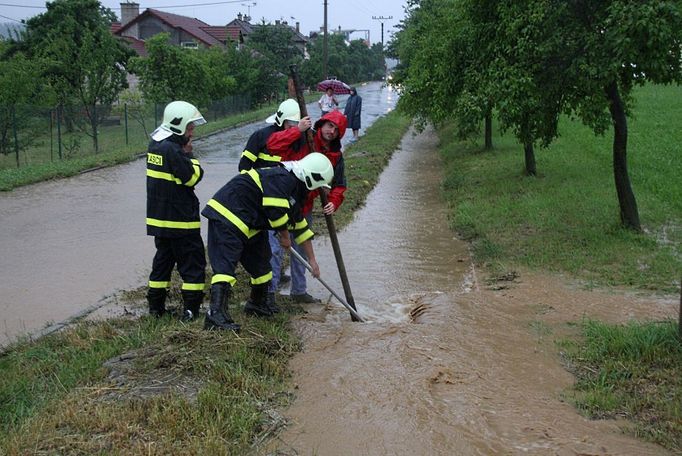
[288, 64, 360, 322]
[288, 246, 364, 322]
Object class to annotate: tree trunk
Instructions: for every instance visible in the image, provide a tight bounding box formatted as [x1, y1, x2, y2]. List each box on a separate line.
[524, 141, 536, 176]
[605, 81, 641, 231]
[484, 107, 493, 150]
[92, 104, 99, 153]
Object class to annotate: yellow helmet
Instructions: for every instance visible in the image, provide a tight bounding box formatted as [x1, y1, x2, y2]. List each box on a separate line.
[293, 152, 333, 190]
[266, 99, 301, 127]
[152, 101, 206, 140]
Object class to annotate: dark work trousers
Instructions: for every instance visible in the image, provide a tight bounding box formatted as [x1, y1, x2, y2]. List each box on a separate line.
[206, 220, 272, 286]
[149, 233, 206, 293]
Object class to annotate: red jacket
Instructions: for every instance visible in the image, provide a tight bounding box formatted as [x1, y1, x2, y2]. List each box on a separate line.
[266, 110, 348, 215]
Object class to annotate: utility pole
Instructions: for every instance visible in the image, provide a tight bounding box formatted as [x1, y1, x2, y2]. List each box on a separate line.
[372, 15, 393, 49]
[323, 0, 328, 78]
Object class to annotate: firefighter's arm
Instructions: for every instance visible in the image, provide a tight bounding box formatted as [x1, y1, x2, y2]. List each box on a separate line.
[298, 116, 312, 132]
[324, 185, 346, 214]
[239, 131, 261, 171]
[278, 229, 291, 249]
[168, 146, 202, 187]
[323, 157, 347, 213]
[299, 239, 320, 278]
[266, 127, 302, 156]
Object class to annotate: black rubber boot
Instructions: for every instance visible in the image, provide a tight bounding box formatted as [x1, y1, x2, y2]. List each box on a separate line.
[181, 290, 203, 321]
[204, 283, 241, 332]
[147, 288, 167, 317]
[246, 283, 278, 313]
[265, 292, 280, 314]
[244, 282, 274, 317]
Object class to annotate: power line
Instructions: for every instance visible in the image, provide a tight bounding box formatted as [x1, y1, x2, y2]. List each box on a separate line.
[0, 3, 44, 8]
[0, 13, 22, 22]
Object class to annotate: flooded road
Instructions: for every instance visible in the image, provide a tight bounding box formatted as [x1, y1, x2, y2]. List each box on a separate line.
[265, 127, 676, 455]
[0, 81, 396, 347]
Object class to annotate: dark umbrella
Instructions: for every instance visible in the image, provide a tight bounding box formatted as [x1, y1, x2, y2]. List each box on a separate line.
[317, 78, 352, 95]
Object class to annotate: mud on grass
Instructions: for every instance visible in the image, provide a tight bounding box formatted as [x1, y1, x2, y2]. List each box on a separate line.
[558, 319, 682, 452]
[0, 269, 305, 455]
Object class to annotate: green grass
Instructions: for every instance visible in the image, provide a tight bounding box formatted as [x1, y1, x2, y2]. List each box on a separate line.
[438, 83, 682, 292]
[558, 320, 682, 451]
[0, 109, 410, 455]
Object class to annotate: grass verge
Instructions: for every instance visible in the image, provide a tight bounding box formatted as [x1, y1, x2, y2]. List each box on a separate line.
[0, 110, 410, 454]
[438, 83, 681, 293]
[558, 320, 681, 452]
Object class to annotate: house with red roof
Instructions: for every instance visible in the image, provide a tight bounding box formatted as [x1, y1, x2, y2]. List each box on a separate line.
[111, 3, 307, 56]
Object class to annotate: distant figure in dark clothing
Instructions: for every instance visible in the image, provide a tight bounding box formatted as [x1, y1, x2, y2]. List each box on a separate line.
[344, 87, 362, 141]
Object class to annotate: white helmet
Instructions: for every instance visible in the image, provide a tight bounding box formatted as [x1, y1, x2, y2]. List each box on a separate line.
[292, 152, 334, 190]
[266, 99, 301, 127]
[151, 101, 206, 141]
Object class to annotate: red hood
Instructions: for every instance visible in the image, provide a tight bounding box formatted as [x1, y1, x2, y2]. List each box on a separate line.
[314, 110, 347, 140]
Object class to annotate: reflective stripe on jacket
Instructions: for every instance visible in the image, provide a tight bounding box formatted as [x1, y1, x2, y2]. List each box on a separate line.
[238, 124, 284, 171]
[201, 166, 313, 244]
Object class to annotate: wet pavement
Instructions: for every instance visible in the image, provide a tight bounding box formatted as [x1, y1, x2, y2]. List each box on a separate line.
[0, 81, 396, 347]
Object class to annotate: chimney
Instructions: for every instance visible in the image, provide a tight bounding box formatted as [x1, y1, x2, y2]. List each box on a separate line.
[296, 21, 300, 32]
[237, 12, 242, 21]
[120, 2, 139, 25]
[275, 19, 280, 25]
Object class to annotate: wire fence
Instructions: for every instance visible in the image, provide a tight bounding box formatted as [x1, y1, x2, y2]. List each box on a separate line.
[0, 93, 260, 170]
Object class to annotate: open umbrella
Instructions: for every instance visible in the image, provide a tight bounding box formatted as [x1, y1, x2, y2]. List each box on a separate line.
[317, 78, 352, 95]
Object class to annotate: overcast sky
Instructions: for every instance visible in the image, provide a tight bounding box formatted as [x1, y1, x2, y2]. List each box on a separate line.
[0, 0, 407, 46]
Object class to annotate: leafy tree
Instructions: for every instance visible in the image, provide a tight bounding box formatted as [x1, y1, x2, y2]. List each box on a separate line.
[478, 0, 569, 175]
[21, 0, 134, 152]
[197, 47, 238, 100]
[247, 22, 304, 78]
[555, 0, 682, 231]
[132, 34, 280, 109]
[222, 44, 283, 104]
[130, 33, 212, 107]
[0, 46, 54, 164]
[391, 0, 491, 143]
[300, 34, 385, 88]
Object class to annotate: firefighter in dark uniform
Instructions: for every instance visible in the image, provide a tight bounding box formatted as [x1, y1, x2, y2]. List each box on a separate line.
[146, 100, 207, 320]
[237, 98, 311, 171]
[200, 153, 334, 331]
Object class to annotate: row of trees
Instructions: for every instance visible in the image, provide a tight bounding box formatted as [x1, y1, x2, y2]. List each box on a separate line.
[0, 0, 386, 157]
[389, 0, 682, 231]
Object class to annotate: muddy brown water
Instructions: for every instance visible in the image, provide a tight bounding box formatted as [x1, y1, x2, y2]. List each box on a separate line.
[264, 127, 676, 455]
[0, 82, 396, 347]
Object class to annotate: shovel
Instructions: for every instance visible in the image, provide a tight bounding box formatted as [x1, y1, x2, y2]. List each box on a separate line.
[288, 247, 364, 322]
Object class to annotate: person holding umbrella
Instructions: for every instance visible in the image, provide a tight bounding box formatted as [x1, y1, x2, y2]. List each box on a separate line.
[318, 87, 339, 115]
